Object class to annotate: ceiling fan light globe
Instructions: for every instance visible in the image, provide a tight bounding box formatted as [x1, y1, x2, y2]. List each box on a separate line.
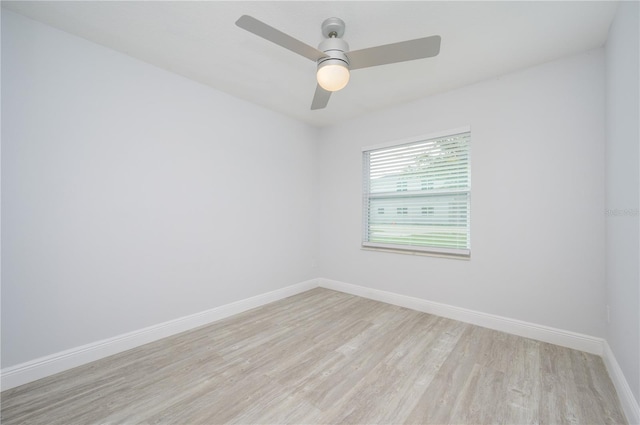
[316, 63, 350, 92]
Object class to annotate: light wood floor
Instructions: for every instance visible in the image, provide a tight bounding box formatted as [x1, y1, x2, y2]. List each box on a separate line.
[1, 288, 627, 424]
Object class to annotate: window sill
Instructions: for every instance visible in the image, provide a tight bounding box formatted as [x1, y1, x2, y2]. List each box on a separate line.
[361, 245, 471, 260]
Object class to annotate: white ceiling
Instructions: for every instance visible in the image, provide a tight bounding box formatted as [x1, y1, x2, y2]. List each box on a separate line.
[3, 1, 618, 127]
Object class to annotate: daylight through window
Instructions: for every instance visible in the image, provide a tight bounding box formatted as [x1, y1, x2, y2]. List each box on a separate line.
[362, 130, 471, 257]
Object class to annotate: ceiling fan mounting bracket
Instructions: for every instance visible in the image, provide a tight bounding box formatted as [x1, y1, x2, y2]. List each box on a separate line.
[321, 17, 346, 39]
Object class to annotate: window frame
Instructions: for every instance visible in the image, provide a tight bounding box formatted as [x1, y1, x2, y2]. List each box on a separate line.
[361, 127, 471, 259]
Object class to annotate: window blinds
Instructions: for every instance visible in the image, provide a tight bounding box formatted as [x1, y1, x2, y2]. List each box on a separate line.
[362, 131, 471, 256]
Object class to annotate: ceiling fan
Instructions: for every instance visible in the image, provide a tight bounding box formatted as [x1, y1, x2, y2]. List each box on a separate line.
[235, 15, 441, 110]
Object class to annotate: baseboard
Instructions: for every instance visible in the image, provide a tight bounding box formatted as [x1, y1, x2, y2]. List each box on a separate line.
[603, 341, 640, 424]
[1, 279, 318, 391]
[318, 278, 604, 355]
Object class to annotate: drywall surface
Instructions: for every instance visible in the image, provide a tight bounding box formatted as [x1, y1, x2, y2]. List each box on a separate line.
[605, 1, 640, 404]
[317, 49, 607, 338]
[1, 10, 318, 368]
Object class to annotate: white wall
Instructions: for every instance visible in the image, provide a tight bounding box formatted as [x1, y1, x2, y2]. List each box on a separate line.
[1, 10, 318, 368]
[605, 1, 640, 405]
[317, 49, 607, 338]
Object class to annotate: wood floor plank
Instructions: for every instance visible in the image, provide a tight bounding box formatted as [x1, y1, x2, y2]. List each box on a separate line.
[503, 336, 541, 425]
[579, 350, 629, 424]
[227, 388, 323, 425]
[301, 307, 422, 410]
[321, 315, 466, 424]
[1, 288, 628, 425]
[448, 363, 508, 424]
[404, 325, 497, 424]
[539, 343, 583, 424]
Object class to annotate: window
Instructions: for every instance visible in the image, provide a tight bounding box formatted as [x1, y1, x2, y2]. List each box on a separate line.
[362, 129, 471, 257]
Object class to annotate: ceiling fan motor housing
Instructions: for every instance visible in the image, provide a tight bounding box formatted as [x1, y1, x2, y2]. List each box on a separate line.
[317, 37, 350, 68]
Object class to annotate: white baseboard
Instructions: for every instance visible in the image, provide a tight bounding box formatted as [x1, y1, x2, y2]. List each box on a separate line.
[318, 278, 604, 355]
[1, 279, 318, 391]
[603, 341, 640, 425]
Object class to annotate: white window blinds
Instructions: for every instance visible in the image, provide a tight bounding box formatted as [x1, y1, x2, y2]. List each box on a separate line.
[362, 130, 471, 257]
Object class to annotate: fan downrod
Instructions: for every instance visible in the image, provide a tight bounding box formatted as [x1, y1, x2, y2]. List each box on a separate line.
[321, 17, 346, 39]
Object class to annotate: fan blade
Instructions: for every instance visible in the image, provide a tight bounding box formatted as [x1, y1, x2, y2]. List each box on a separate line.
[236, 15, 328, 62]
[348, 35, 441, 70]
[311, 85, 331, 110]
